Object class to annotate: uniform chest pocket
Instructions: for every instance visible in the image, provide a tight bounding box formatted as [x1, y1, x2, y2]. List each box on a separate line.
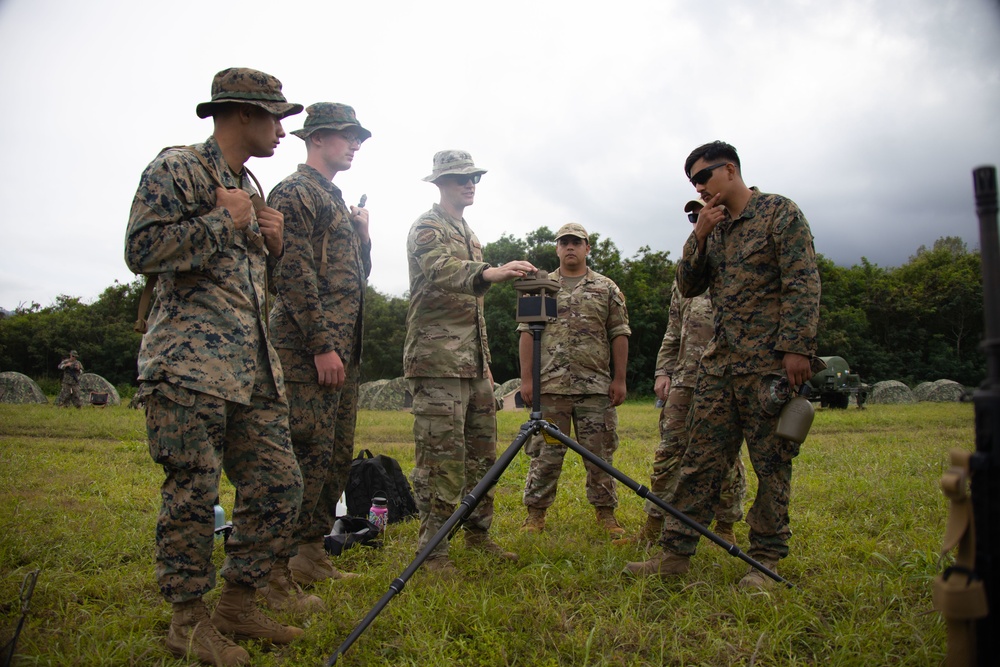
[738, 234, 772, 263]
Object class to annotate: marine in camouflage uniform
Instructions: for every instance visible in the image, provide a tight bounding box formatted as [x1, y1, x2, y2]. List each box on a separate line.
[56, 350, 84, 408]
[404, 150, 536, 571]
[268, 103, 372, 587]
[625, 141, 820, 588]
[518, 222, 631, 535]
[620, 199, 747, 547]
[126, 68, 306, 664]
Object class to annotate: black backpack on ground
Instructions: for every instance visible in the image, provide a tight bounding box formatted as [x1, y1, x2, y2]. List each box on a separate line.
[345, 449, 418, 523]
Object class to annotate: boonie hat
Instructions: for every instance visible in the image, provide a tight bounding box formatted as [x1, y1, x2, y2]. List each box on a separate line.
[291, 103, 371, 141]
[423, 150, 487, 182]
[555, 222, 589, 241]
[684, 198, 706, 213]
[69, 350, 78, 356]
[196, 67, 303, 120]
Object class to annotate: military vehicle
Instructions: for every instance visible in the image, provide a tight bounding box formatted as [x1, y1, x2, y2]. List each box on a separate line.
[805, 356, 868, 408]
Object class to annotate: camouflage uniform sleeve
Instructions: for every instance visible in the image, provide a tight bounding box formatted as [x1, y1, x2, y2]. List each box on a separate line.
[409, 218, 491, 296]
[361, 238, 373, 279]
[125, 152, 236, 275]
[269, 179, 335, 354]
[676, 230, 711, 299]
[606, 281, 631, 340]
[773, 207, 821, 356]
[655, 280, 683, 377]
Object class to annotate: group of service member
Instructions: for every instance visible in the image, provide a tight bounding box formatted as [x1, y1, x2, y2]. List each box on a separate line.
[124, 66, 820, 666]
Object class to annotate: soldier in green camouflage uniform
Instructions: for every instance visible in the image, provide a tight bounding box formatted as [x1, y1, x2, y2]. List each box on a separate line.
[518, 222, 631, 536]
[625, 141, 820, 589]
[616, 199, 746, 548]
[126, 68, 306, 666]
[405, 150, 536, 572]
[56, 350, 83, 408]
[268, 103, 372, 589]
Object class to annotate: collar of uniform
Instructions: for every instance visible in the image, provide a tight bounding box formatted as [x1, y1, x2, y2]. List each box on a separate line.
[554, 267, 592, 284]
[430, 202, 465, 229]
[728, 186, 763, 226]
[297, 163, 344, 200]
[202, 136, 243, 189]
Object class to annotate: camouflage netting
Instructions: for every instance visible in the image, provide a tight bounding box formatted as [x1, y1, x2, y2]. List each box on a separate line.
[361, 377, 410, 410]
[913, 379, 967, 402]
[868, 380, 916, 404]
[495, 377, 520, 401]
[0, 371, 48, 404]
[80, 373, 121, 406]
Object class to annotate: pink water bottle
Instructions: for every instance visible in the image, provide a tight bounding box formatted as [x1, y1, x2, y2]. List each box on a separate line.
[368, 494, 388, 533]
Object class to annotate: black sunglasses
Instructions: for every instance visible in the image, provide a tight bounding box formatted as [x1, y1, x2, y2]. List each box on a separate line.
[452, 174, 482, 186]
[687, 212, 699, 223]
[689, 162, 727, 186]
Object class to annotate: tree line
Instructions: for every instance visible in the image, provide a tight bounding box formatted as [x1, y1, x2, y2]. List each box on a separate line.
[0, 233, 985, 394]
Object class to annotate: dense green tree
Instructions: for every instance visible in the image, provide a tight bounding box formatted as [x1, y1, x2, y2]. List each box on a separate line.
[361, 286, 408, 382]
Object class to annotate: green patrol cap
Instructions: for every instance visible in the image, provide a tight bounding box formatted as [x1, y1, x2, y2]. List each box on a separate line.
[291, 103, 371, 141]
[196, 68, 303, 120]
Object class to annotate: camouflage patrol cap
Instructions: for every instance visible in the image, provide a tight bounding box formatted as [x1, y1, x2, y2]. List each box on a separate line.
[291, 103, 372, 141]
[196, 68, 303, 120]
[69, 350, 78, 356]
[684, 198, 706, 213]
[555, 222, 589, 241]
[423, 150, 487, 182]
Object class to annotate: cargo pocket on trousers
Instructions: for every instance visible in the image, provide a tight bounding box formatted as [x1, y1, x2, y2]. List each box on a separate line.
[143, 382, 201, 469]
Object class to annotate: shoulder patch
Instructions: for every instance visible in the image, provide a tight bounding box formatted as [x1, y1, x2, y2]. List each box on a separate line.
[415, 228, 437, 246]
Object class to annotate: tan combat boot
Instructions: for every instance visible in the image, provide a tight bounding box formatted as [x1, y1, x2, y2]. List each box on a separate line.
[423, 553, 459, 575]
[165, 598, 249, 667]
[520, 507, 546, 533]
[211, 581, 304, 644]
[713, 521, 736, 546]
[288, 542, 359, 586]
[259, 560, 326, 615]
[738, 557, 780, 590]
[596, 507, 626, 536]
[465, 531, 518, 561]
[612, 515, 663, 547]
[622, 550, 691, 578]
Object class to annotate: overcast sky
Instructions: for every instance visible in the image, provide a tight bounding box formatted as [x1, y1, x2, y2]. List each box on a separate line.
[0, 0, 998, 311]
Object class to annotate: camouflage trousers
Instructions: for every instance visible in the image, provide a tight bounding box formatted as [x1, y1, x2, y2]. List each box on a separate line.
[284, 361, 360, 545]
[662, 369, 800, 561]
[409, 376, 497, 557]
[56, 381, 82, 408]
[523, 393, 619, 510]
[645, 385, 746, 524]
[142, 380, 302, 603]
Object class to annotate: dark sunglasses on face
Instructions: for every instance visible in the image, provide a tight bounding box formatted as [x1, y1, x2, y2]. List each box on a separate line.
[452, 174, 482, 186]
[689, 162, 727, 186]
[687, 212, 700, 223]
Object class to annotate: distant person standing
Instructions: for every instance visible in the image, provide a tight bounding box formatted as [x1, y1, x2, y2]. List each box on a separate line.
[625, 141, 820, 588]
[268, 103, 372, 589]
[404, 150, 536, 572]
[126, 67, 306, 665]
[56, 350, 83, 408]
[615, 199, 745, 548]
[519, 222, 631, 536]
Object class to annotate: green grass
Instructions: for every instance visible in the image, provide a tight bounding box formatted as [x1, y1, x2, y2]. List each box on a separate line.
[0, 401, 964, 665]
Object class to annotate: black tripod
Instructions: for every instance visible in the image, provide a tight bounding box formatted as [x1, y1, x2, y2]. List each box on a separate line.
[326, 272, 788, 665]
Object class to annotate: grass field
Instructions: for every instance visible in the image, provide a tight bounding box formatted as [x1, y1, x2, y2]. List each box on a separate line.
[0, 400, 966, 666]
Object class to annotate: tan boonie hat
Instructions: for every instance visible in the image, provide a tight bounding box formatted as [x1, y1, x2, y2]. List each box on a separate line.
[291, 103, 371, 141]
[196, 67, 303, 120]
[555, 222, 589, 241]
[423, 150, 487, 182]
[684, 198, 706, 213]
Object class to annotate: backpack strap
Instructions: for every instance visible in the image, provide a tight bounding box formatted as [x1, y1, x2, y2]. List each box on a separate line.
[133, 146, 266, 335]
[933, 448, 989, 666]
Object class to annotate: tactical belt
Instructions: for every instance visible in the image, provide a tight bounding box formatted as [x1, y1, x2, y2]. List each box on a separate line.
[934, 448, 989, 666]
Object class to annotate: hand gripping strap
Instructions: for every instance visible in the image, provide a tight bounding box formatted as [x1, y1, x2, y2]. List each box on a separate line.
[133, 146, 265, 335]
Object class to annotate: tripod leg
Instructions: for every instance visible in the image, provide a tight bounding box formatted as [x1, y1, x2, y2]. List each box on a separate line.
[325, 420, 541, 665]
[538, 421, 791, 588]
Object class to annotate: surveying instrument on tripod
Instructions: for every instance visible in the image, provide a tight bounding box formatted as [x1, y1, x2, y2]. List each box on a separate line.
[325, 270, 789, 665]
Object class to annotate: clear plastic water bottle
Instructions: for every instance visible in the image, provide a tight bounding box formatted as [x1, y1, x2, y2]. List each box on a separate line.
[368, 494, 388, 533]
[213, 504, 227, 539]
